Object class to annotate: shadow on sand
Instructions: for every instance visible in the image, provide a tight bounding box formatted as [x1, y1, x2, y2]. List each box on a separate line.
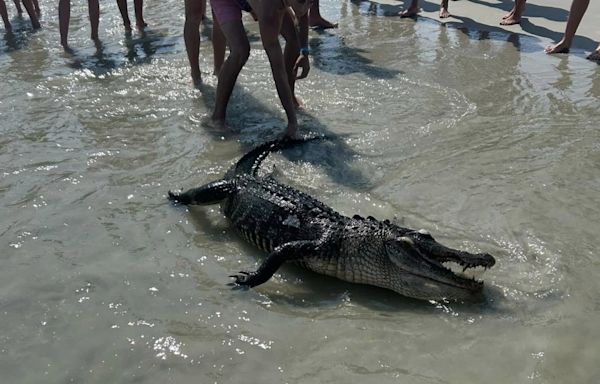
[1, 19, 39, 52]
[310, 28, 403, 79]
[64, 28, 177, 76]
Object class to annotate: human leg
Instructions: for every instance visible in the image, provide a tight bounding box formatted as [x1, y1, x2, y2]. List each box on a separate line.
[88, 0, 99, 41]
[280, 10, 301, 107]
[184, 0, 205, 86]
[308, 0, 336, 29]
[500, 0, 526, 25]
[116, 0, 132, 30]
[1, 0, 11, 31]
[21, 0, 40, 28]
[12, 0, 22, 14]
[399, 0, 419, 18]
[545, 0, 590, 54]
[439, 0, 449, 18]
[31, 0, 39, 16]
[133, 0, 146, 29]
[58, 0, 70, 47]
[212, 11, 226, 75]
[211, 19, 250, 123]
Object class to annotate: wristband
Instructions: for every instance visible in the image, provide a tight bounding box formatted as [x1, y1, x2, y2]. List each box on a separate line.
[300, 47, 309, 56]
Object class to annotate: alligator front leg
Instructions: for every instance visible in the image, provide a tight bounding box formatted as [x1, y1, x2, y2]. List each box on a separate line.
[231, 240, 322, 287]
[168, 179, 235, 205]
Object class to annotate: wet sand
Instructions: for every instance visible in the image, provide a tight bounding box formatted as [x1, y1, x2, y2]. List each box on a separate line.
[377, 0, 600, 53]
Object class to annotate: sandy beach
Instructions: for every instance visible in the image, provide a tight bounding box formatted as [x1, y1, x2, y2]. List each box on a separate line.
[373, 0, 599, 53]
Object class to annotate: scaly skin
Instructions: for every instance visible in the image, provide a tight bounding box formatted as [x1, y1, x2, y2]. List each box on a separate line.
[169, 139, 495, 301]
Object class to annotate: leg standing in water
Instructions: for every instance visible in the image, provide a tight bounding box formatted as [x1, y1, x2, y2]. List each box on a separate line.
[7, 0, 40, 28]
[211, 12, 226, 75]
[116, 0, 147, 31]
[20, 0, 40, 28]
[1, 0, 11, 31]
[211, 0, 311, 138]
[58, 0, 100, 49]
[31, 0, 39, 16]
[184, 0, 207, 87]
[12, 0, 22, 15]
[398, 0, 451, 19]
[500, 0, 526, 25]
[308, 0, 336, 29]
[544, 0, 599, 61]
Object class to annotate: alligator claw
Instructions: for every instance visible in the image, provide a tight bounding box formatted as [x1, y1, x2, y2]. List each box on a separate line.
[230, 271, 257, 286]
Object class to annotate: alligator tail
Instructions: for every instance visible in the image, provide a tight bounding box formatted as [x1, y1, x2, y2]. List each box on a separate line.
[233, 136, 323, 177]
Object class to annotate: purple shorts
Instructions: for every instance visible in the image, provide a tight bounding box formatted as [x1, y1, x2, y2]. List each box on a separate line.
[211, 0, 251, 24]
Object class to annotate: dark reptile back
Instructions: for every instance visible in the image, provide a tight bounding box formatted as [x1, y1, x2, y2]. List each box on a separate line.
[222, 175, 347, 252]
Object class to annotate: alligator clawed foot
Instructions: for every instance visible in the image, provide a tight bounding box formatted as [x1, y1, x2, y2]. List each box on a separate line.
[168, 190, 190, 205]
[229, 271, 258, 287]
[168, 190, 180, 201]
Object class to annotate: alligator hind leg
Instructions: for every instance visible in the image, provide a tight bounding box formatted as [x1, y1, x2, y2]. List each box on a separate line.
[168, 179, 235, 205]
[231, 240, 321, 287]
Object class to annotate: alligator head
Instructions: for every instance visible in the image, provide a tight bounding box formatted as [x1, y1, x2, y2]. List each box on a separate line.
[385, 229, 495, 301]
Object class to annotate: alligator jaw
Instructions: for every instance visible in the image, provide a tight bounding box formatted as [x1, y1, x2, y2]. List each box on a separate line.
[388, 235, 495, 299]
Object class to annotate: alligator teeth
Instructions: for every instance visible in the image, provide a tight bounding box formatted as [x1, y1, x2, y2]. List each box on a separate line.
[443, 262, 488, 281]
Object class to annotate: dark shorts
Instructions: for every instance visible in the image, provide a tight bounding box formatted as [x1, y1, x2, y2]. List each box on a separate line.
[211, 0, 251, 24]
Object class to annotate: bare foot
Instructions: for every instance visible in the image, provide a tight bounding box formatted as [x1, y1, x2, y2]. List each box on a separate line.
[439, 7, 449, 18]
[399, 6, 418, 18]
[191, 68, 202, 87]
[283, 124, 298, 139]
[309, 15, 337, 29]
[192, 77, 202, 89]
[502, 9, 515, 20]
[500, 16, 520, 25]
[62, 44, 75, 55]
[545, 39, 570, 54]
[136, 19, 147, 30]
[586, 48, 600, 62]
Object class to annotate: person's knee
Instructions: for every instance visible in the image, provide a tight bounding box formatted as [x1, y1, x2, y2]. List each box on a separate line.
[185, 1, 204, 22]
[230, 43, 250, 66]
[185, 14, 202, 26]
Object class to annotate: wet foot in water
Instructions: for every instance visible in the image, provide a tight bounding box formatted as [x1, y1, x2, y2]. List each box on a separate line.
[282, 123, 298, 140]
[398, 5, 418, 18]
[309, 15, 337, 29]
[545, 39, 570, 54]
[191, 69, 202, 89]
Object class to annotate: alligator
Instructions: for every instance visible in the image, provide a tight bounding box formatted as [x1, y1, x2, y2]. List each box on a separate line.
[168, 138, 495, 301]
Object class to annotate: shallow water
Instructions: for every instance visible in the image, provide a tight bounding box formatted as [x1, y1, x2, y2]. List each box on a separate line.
[1, 0, 600, 383]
